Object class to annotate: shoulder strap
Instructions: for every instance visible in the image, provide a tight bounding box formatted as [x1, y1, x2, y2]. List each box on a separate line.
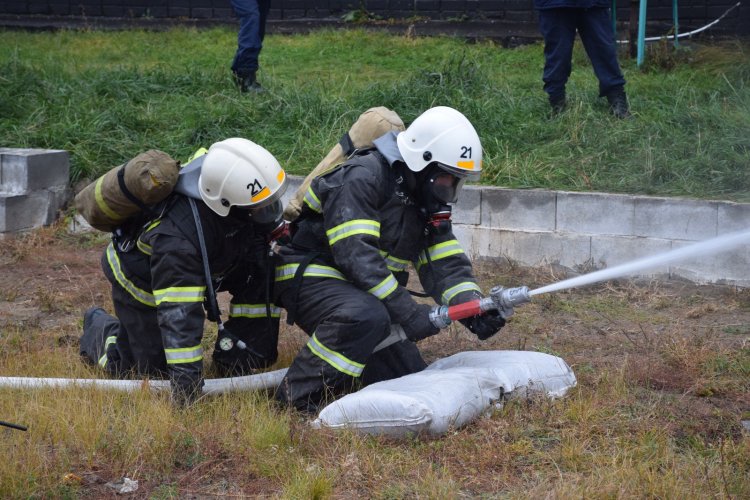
[188, 197, 224, 331]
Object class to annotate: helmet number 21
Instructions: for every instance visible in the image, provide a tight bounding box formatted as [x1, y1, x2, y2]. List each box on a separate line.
[460, 146, 472, 159]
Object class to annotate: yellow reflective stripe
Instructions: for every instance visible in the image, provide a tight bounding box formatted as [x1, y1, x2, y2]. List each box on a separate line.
[106, 243, 156, 307]
[145, 219, 161, 232]
[442, 281, 482, 305]
[154, 286, 206, 305]
[97, 335, 117, 368]
[326, 219, 380, 246]
[368, 274, 398, 300]
[186, 147, 208, 163]
[164, 345, 203, 364]
[136, 238, 152, 256]
[307, 333, 364, 377]
[417, 240, 465, 267]
[303, 186, 322, 213]
[94, 176, 123, 222]
[379, 251, 409, 272]
[230, 303, 281, 318]
[274, 263, 347, 282]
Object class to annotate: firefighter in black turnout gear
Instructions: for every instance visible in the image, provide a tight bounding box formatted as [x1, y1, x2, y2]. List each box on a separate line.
[80, 138, 289, 405]
[274, 106, 507, 412]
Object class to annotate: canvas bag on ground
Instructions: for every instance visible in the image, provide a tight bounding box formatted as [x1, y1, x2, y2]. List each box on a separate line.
[283, 106, 405, 221]
[74, 150, 180, 232]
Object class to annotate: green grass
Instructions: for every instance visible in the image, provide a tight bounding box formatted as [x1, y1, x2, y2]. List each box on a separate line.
[0, 27, 748, 201]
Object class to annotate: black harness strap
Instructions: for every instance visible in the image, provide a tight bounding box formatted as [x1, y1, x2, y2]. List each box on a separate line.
[117, 165, 155, 216]
[188, 198, 224, 331]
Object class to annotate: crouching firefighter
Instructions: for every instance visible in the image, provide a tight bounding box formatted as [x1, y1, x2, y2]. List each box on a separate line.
[274, 106, 507, 413]
[79, 138, 289, 405]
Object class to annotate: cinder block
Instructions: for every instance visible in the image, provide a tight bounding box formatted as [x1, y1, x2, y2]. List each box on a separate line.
[557, 191, 635, 236]
[717, 201, 750, 235]
[633, 197, 718, 241]
[480, 187, 556, 231]
[473, 227, 591, 270]
[0, 186, 68, 233]
[590, 235, 673, 276]
[453, 185, 480, 225]
[0, 149, 69, 195]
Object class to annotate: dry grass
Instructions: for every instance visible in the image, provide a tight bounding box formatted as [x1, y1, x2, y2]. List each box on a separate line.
[1, 222, 749, 497]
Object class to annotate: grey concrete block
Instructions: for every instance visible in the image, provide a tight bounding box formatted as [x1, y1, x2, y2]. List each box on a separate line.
[0, 148, 69, 194]
[590, 235, 673, 276]
[557, 191, 635, 236]
[717, 201, 750, 235]
[473, 228, 591, 270]
[633, 197, 718, 241]
[453, 185, 480, 225]
[480, 187, 556, 231]
[0, 186, 69, 233]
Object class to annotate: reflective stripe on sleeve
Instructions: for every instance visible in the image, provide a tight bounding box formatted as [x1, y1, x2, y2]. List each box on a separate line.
[105, 242, 156, 307]
[380, 251, 409, 272]
[416, 239, 465, 269]
[303, 186, 323, 213]
[307, 333, 364, 377]
[274, 263, 347, 282]
[164, 345, 203, 364]
[441, 281, 482, 305]
[367, 274, 398, 300]
[230, 303, 281, 318]
[326, 219, 380, 246]
[153, 286, 206, 305]
[97, 335, 118, 368]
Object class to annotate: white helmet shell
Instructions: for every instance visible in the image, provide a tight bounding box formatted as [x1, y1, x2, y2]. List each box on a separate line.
[396, 106, 482, 180]
[199, 138, 287, 216]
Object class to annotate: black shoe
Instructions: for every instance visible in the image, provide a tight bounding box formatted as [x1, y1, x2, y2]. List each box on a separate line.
[606, 90, 632, 119]
[549, 95, 567, 116]
[233, 71, 264, 93]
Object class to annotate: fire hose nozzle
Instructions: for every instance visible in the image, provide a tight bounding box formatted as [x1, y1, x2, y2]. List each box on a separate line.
[489, 285, 531, 319]
[429, 305, 452, 329]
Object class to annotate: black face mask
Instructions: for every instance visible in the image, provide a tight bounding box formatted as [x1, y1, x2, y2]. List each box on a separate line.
[418, 166, 464, 215]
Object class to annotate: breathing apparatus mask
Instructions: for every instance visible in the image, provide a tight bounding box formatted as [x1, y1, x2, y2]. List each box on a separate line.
[230, 199, 291, 245]
[414, 163, 468, 234]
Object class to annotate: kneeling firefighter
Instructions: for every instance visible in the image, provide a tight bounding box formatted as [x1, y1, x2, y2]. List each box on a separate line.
[79, 138, 289, 405]
[274, 106, 507, 413]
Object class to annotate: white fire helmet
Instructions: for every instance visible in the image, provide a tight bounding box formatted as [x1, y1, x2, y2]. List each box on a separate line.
[396, 106, 482, 181]
[199, 138, 288, 217]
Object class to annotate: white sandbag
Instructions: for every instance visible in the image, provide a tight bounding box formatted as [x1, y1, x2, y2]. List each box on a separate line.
[312, 367, 501, 437]
[426, 350, 577, 398]
[312, 350, 577, 437]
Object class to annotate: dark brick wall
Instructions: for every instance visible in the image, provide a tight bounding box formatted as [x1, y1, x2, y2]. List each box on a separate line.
[1, 1, 747, 35]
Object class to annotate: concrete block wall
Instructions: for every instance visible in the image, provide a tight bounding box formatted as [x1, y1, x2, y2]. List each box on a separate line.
[282, 177, 749, 287]
[0, 148, 71, 234]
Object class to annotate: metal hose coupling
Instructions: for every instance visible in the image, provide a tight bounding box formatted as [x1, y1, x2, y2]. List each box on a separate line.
[489, 285, 531, 318]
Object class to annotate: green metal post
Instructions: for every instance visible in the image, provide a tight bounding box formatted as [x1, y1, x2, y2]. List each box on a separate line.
[612, 0, 617, 34]
[637, 0, 647, 67]
[673, 0, 679, 47]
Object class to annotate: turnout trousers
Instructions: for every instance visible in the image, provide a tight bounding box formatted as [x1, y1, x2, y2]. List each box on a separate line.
[80, 284, 168, 378]
[276, 278, 427, 413]
[538, 7, 626, 100]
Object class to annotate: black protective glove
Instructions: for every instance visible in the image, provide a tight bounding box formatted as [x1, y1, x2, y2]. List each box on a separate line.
[462, 310, 506, 340]
[400, 303, 440, 341]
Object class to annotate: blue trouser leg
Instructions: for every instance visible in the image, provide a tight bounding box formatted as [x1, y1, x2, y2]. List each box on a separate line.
[538, 8, 577, 101]
[230, 0, 270, 76]
[577, 7, 626, 96]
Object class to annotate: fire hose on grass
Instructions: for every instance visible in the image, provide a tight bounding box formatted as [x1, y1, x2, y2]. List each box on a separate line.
[2, 229, 748, 397]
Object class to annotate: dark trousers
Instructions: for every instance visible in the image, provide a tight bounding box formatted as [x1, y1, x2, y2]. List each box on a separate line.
[230, 0, 271, 76]
[80, 285, 167, 378]
[538, 7, 626, 100]
[276, 278, 427, 413]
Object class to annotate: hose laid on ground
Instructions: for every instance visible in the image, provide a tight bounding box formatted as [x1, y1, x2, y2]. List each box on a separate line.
[617, 2, 741, 43]
[0, 368, 288, 395]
